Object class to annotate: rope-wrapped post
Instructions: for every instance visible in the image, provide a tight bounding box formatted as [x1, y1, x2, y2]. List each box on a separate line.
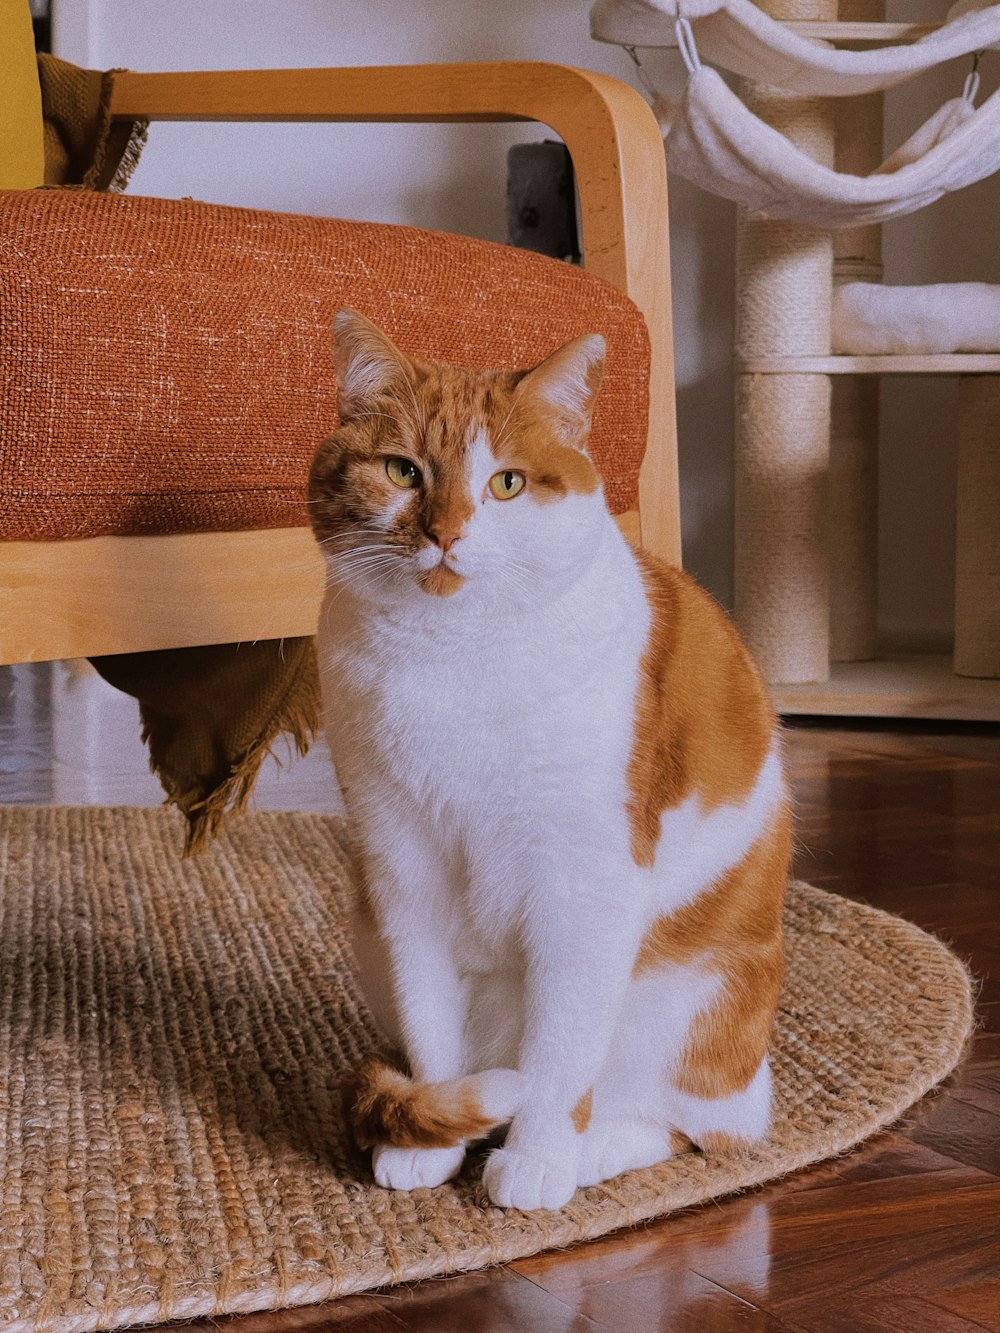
[829, 0, 884, 663]
[734, 0, 837, 684]
[954, 376, 1000, 678]
[735, 370, 831, 683]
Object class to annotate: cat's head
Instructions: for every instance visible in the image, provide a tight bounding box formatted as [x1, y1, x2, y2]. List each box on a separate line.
[309, 309, 607, 609]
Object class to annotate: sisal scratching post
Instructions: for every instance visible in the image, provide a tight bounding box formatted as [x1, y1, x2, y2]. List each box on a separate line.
[736, 373, 830, 682]
[954, 376, 1000, 678]
[829, 0, 883, 662]
[734, 0, 836, 684]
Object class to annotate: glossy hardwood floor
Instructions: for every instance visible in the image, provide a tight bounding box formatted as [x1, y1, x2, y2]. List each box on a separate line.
[2, 666, 997, 1331]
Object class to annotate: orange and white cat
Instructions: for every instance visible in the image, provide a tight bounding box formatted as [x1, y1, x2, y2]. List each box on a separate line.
[309, 309, 790, 1212]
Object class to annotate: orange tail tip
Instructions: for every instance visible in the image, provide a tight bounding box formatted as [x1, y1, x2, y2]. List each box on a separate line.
[349, 1057, 521, 1151]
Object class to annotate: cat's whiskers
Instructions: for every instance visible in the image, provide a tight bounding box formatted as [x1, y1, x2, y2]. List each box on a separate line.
[500, 550, 537, 595]
[317, 531, 398, 559]
[317, 519, 389, 539]
[320, 539, 396, 557]
[315, 522, 405, 570]
[336, 555, 400, 577]
[346, 411, 403, 424]
[325, 547, 406, 597]
[322, 559, 402, 607]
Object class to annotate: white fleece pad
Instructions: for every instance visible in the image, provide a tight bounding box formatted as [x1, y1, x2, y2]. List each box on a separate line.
[832, 282, 1000, 355]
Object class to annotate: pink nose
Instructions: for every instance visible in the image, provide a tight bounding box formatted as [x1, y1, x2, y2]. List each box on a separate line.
[427, 522, 463, 552]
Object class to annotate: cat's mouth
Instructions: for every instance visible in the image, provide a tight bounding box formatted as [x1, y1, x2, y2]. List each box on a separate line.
[418, 564, 465, 598]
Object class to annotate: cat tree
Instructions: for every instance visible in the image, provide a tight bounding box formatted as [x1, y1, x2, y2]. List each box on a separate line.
[592, 0, 1000, 718]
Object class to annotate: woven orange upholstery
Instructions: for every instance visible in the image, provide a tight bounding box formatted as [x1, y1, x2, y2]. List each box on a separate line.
[0, 190, 650, 542]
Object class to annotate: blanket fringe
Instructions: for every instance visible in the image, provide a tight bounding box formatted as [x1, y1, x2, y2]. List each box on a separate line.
[176, 666, 320, 858]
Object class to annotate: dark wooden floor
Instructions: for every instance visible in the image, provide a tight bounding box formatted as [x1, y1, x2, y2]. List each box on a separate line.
[2, 671, 997, 1330]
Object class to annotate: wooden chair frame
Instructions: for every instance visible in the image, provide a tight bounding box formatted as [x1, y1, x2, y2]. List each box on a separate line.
[1, 61, 677, 664]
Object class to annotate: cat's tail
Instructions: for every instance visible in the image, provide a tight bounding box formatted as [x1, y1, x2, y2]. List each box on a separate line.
[349, 1056, 524, 1150]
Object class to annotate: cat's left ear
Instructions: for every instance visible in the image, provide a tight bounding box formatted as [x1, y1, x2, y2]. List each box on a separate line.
[515, 333, 606, 449]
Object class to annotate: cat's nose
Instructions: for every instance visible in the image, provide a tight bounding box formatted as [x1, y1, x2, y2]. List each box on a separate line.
[426, 522, 463, 552]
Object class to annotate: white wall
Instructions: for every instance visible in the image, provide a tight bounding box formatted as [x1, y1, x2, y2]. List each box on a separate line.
[54, 0, 1000, 638]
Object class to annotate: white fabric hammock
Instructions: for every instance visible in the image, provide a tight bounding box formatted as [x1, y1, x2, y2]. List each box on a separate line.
[591, 0, 1000, 96]
[656, 54, 1000, 227]
[590, 0, 1000, 227]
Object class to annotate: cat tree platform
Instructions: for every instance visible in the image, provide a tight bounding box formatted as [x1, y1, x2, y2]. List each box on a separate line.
[773, 654, 1000, 722]
[739, 355, 1000, 374]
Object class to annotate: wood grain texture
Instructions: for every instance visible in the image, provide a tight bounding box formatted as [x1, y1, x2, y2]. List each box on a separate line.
[0, 529, 324, 663]
[0, 513, 640, 664]
[1, 695, 996, 1331]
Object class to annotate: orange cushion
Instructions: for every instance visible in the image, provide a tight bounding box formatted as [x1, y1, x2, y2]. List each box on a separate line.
[0, 190, 650, 542]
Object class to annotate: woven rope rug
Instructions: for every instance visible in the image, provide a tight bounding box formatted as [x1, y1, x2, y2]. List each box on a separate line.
[0, 806, 974, 1333]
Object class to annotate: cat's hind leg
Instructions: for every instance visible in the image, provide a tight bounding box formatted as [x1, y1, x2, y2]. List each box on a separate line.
[645, 800, 789, 1158]
[665, 1056, 773, 1156]
[661, 935, 782, 1155]
[564, 963, 716, 1191]
[575, 1114, 678, 1188]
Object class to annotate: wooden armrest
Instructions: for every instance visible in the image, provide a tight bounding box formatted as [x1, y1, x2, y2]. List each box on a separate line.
[112, 61, 678, 562]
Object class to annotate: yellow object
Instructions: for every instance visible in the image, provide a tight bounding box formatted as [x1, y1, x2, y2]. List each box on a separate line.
[0, 0, 44, 188]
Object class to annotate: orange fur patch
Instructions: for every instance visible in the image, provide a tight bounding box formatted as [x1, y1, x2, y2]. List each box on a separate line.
[635, 804, 791, 1100]
[626, 551, 776, 869]
[417, 444, 475, 550]
[571, 1090, 594, 1134]
[696, 1129, 754, 1157]
[498, 417, 600, 502]
[418, 565, 465, 597]
[349, 1057, 496, 1151]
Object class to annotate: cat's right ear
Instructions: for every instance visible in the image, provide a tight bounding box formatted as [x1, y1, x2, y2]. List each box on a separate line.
[333, 309, 417, 421]
[513, 333, 606, 450]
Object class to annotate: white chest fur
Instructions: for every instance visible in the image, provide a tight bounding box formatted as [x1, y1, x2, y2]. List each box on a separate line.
[318, 516, 650, 829]
[317, 515, 651, 982]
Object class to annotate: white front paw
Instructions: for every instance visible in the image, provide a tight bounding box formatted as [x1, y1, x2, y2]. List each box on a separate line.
[372, 1143, 466, 1191]
[483, 1147, 577, 1211]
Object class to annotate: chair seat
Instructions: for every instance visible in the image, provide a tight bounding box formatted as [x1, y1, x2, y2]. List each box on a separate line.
[0, 190, 650, 542]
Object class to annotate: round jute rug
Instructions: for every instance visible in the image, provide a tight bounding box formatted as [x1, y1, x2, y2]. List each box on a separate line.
[0, 806, 974, 1333]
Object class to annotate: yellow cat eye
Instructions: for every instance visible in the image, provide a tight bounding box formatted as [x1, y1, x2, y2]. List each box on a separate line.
[385, 457, 421, 489]
[488, 470, 526, 501]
